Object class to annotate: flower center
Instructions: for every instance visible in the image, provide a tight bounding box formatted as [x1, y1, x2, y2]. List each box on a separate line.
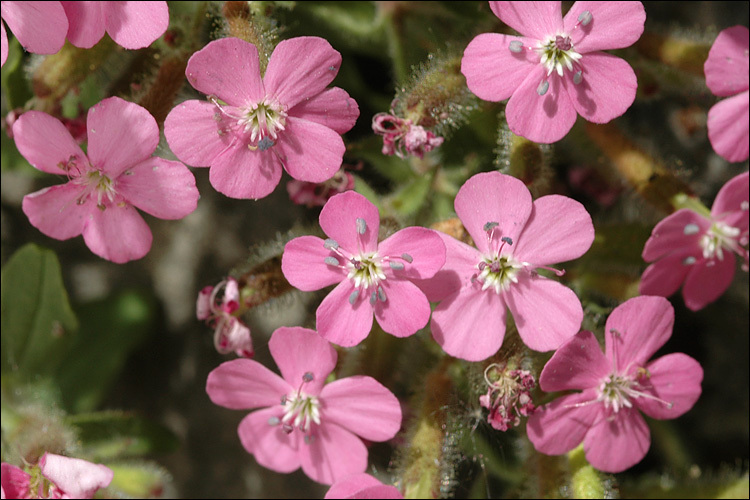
[477, 254, 522, 293]
[73, 168, 118, 210]
[268, 372, 321, 438]
[348, 252, 386, 289]
[699, 221, 743, 261]
[596, 372, 638, 413]
[209, 95, 287, 151]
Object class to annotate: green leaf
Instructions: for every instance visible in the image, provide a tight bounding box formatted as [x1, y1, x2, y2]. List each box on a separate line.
[388, 174, 432, 216]
[0, 36, 33, 110]
[105, 461, 174, 498]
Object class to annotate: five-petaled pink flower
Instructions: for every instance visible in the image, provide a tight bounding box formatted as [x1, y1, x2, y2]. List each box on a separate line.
[14, 96, 200, 263]
[197, 277, 254, 358]
[704, 25, 749, 163]
[1, 452, 113, 499]
[165, 36, 359, 200]
[461, 1, 645, 143]
[640, 171, 749, 311]
[325, 473, 403, 499]
[281, 190, 446, 347]
[416, 172, 594, 361]
[206, 326, 402, 485]
[527, 296, 703, 473]
[1, 1, 68, 67]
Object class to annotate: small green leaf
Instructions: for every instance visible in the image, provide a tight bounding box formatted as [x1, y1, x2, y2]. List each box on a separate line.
[389, 174, 432, 216]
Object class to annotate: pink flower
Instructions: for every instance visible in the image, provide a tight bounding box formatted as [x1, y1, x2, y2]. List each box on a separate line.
[286, 167, 355, 208]
[1, 1, 68, 67]
[479, 363, 536, 432]
[206, 326, 402, 485]
[640, 171, 749, 311]
[197, 278, 253, 358]
[281, 191, 446, 347]
[165, 37, 359, 200]
[372, 113, 444, 158]
[527, 296, 703, 473]
[325, 473, 403, 499]
[417, 172, 594, 361]
[461, 1, 645, 143]
[1, 453, 113, 499]
[13, 96, 199, 263]
[705, 25, 749, 163]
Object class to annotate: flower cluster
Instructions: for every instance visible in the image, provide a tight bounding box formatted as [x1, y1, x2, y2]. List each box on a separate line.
[372, 112, 444, 159]
[479, 363, 536, 431]
[197, 277, 254, 358]
[1, 453, 113, 499]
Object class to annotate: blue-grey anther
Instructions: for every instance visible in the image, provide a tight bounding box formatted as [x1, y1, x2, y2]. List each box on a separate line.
[683, 256, 697, 266]
[684, 224, 700, 235]
[484, 221, 499, 232]
[324, 256, 340, 266]
[537, 80, 550, 96]
[304, 435, 315, 444]
[501, 236, 513, 245]
[258, 137, 275, 151]
[281, 395, 287, 405]
[578, 10, 592, 26]
[349, 290, 360, 304]
[509, 40, 523, 53]
[573, 70, 583, 85]
[378, 286, 387, 302]
[324, 238, 339, 250]
[268, 416, 280, 426]
[356, 218, 367, 235]
[401, 253, 413, 263]
[389, 261, 405, 270]
[303, 372, 314, 382]
[370, 291, 377, 304]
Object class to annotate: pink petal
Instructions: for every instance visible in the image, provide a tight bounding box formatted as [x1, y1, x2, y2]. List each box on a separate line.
[185, 37, 264, 106]
[22, 183, 89, 240]
[431, 285, 507, 362]
[0, 1, 67, 55]
[264, 37, 342, 109]
[316, 281, 374, 348]
[505, 276, 582, 351]
[61, 1, 105, 49]
[319, 191, 380, 254]
[238, 407, 301, 474]
[563, 1, 646, 53]
[704, 26, 749, 97]
[461, 33, 538, 102]
[289, 87, 359, 134]
[373, 279, 431, 338]
[583, 407, 650, 473]
[299, 423, 368, 485]
[209, 144, 282, 200]
[164, 100, 237, 168]
[712, 171, 749, 231]
[378, 227, 446, 280]
[1, 463, 30, 499]
[641, 209, 709, 262]
[604, 296, 674, 370]
[505, 64, 578, 143]
[539, 330, 610, 392]
[1, 22, 8, 67]
[638, 250, 695, 299]
[40, 453, 113, 499]
[320, 375, 402, 441]
[86, 97, 159, 177]
[707, 91, 750, 163]
[489, 2, 562, 40]
[325, 474, 402, 500]
[276, 116, 345, 183]
[412, 232, 481, 302]
[116, 157, 198, 220]
[12, 110, 86, 175]
[526, 391, 600, 455]
[454, 172, 532, 255]
[282, 236, 347, 291]
[269, 326, 337, 395]
[206, 358, 291, 410]
[103, 1, 168, 49]
[81, 202, 152, 263]
[513, 194, 594, 267]
[682, 253, 736, 311]
[636, 353, 703, 420]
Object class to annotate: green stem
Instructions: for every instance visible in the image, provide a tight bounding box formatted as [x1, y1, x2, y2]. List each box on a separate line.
[568, 445, 606, 499]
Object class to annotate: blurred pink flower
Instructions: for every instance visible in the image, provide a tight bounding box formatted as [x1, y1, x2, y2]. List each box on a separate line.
[325, 473, 403, 499]
[281, 191, 446, 347]
[705, 25, 749, 163]
[206, 326, 402, 485]
[14, 96, 199, 263]
[61, 1, 168, 49]
[286, 168, 355, 208]
[640, 171, 749, 310]
[372, 113, 443, 158]
[1, 453, 113, 499]
[197, 278, 253, 358]
[1, 1, 68, 67]
[461, 1, 645, 143]
[527, 296, 703, 473]
[165, 37, 359, 200]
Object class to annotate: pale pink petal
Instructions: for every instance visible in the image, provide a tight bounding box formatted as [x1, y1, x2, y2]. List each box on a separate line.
[319, 191, 380, 254]
[269, 326, 337, 395]
[116, 157, 198, 220]
[81, 203, 152, 263]
[564, 1, 646, 52]
[489, 2, 562, 40]
[264, 37, 342, 109]
[103, 1, 168, 50]
[539, 330, 609, 392]
[604, 296, 674, 370]
[164, 100, 237, 168]
[373, 279, 431, 338]
[641, 209, 709, 262]
[0, 1, 67, 55]
[412, 232, 481, 302]
[299, 423, 368, 485]
[707, 91, 750, 163]
[282, 236, 347, 291]
[316, 281, 374, 347]
[505, 64, 578, 143]
[325, 474, 402, 500]
[682, 253, 736, 311]
[513, 194, 594, 267]
[638, 249, 696, 298]
[2, 19, 9, 67]
[583, 407, 650, 473]
[0, 463, 30, 499]
[276, 116, 345, 183]
[705, 26, 749, 97]
[461, 33, 539, 102]
[505, 276, 582, 351]
[86, 97, 159, 177]
[320, 376, 401, 441]
[636, 353, 703, 420]
[185, 37, 264, 106]
[238, 407, 301, 474]
[39, 453, 113, 499]
[565, 52, 637, 123]
[289, 87, 359, 134]
[378, 227, 446, 280]
[454, 172, 532, 254]
[12, 110, 86, 175]
[61, 1, 105, 49]
[527, 391, 600, 455]
[209, 144, 282, 200]
[206, 358, 291, 410]
[431, 285, 507, 362]
[712, 171, 749, 231]
[22, 183, 89, 240]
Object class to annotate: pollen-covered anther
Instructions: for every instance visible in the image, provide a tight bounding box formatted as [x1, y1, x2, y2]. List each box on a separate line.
[509, 40, 524, 53]
[356, 218, 367, 235]
[577, 10, 592, 27]
[537, 80, 549, 96]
